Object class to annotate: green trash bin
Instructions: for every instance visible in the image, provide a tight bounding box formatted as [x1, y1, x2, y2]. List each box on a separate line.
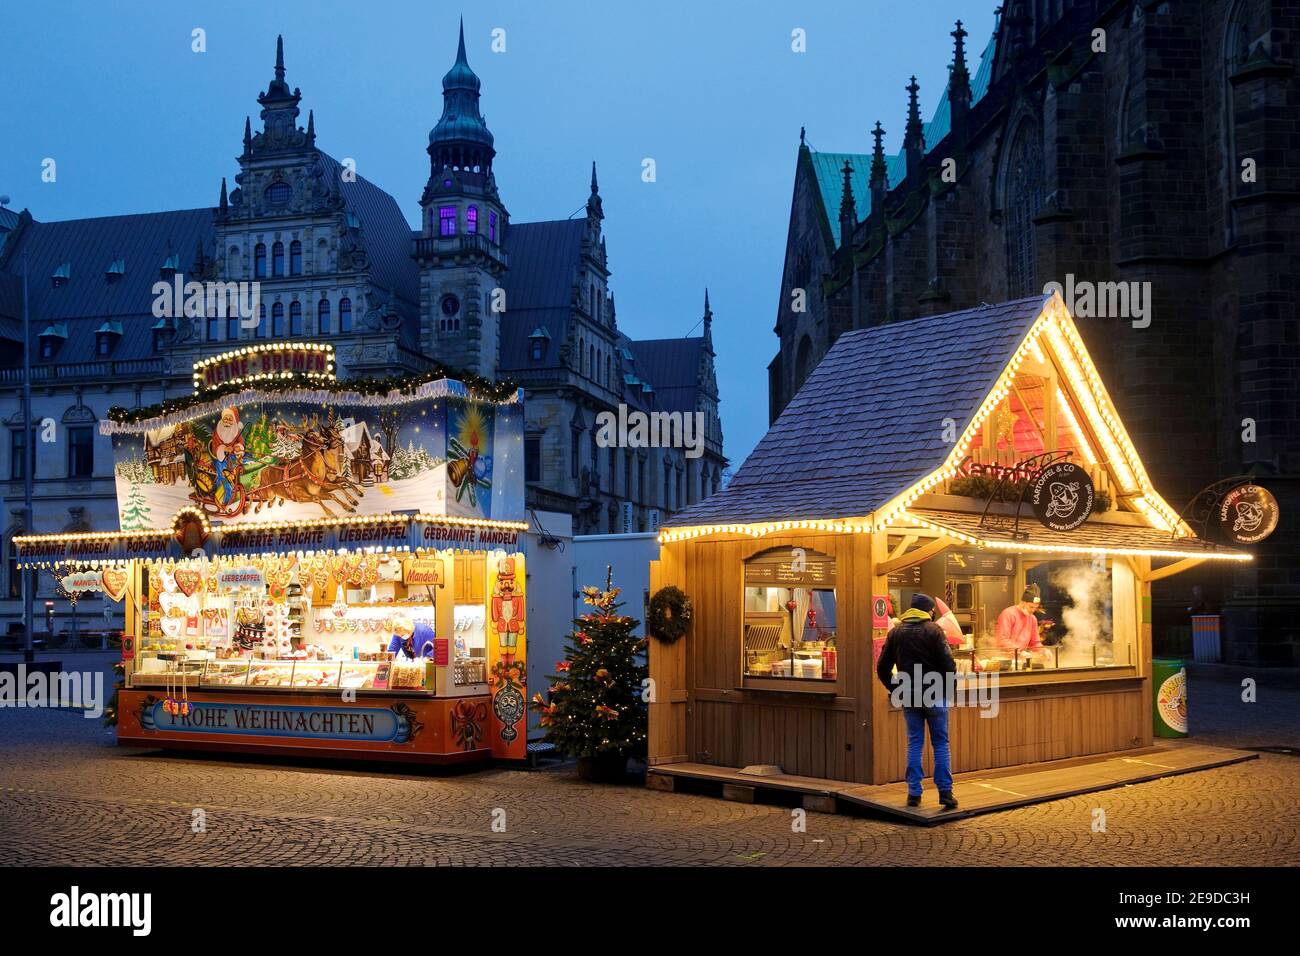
[1152, 658, 1188, 738]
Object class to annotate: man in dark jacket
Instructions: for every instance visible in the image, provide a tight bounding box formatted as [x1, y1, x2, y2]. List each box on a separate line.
[876, 592, 958, 809]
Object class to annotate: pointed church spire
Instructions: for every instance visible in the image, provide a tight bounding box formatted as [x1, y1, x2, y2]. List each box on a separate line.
[838, 159, 857, 248]
[219, 177, 228, 213]
[243, 116, 252, 152]
[702, 288, 714, 353]
[869, 121, 888, 212]
[587, 161, 603, 220]
[949, 20, 972, 135]
[904, 76, 926, 178]
[306, 109, 315, 144]
[275, 34, 285, 80]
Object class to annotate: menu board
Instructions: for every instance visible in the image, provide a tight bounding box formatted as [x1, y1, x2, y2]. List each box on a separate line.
[887, 565, 922, 587]
[944, 550, 1015, 576]
[744, 549, 836, 587]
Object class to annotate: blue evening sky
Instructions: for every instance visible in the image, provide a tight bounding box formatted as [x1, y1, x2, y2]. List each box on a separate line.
[2, 0, 995, 467]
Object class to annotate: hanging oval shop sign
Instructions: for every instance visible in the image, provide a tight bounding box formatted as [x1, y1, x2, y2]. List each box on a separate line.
[60, 571, 105, 594]
[1218, 483, 1279, 544]
[1030, 461, 1095, 532]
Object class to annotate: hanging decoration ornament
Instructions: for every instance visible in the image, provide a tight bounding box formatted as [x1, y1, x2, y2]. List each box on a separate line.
[173, 568, 202, 598]
[647, 586, 692, 645]
[101, 566, 129, 603]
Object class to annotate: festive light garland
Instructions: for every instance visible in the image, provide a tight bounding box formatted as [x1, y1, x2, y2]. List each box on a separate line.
[192, 342, 336, 393]
[106, 362, 521, 430]
[15, 508, 529, 565]
[660, 297, 1194, 544]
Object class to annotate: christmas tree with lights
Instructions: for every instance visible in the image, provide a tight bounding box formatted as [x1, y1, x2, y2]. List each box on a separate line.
[532, 567, 648, 775]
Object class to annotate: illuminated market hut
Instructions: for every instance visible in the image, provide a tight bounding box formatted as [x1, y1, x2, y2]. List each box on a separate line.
[647, 295, 1250, 791]
[15, 343, 531, 765]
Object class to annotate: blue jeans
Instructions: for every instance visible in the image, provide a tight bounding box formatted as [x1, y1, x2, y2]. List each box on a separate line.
[903, 705, 953, 796]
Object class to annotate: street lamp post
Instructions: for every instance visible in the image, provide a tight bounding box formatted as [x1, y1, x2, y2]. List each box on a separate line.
[21, 249, 35, 664]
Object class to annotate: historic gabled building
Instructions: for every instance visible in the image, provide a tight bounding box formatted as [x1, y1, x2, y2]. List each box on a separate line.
[0, 25, 726, 633]
[769, 1, 1297, 664]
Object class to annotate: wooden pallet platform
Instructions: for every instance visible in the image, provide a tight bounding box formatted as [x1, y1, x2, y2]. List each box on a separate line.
[646, 743, 1257, 824]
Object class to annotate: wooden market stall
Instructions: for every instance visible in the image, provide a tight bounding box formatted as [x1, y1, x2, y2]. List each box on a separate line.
[648, 295, 1250, 791]
[15, 343, 532, 765]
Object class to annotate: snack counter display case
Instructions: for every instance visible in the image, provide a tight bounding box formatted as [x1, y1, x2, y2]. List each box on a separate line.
[113, 544, 529, 765]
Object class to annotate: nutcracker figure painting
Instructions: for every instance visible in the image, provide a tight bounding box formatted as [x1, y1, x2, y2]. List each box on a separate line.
[490, 556, 524, 659]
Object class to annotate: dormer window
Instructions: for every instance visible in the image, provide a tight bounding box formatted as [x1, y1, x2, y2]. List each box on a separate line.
[528, 326, 550, 361]
[37, 324, 67, 359]
[151, 319, 169, 352]
[265, 182, 292, 206]
[160, 253, 180, 280]
[439, 206, 457, 237]
[95, 322, 123, 356]
[105, 258, 125, 281]
[51, 262, 70, 287]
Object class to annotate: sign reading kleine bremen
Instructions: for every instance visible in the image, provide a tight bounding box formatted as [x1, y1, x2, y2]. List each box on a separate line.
[199, 346, 331, 389]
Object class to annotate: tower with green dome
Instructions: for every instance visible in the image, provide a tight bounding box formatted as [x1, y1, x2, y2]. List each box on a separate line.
[415, 18, 510, 375]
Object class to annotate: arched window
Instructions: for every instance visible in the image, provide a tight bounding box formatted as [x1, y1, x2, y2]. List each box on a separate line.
[589, 344, 595, 379]
[579, 337, 586, 375]
[289, 301, 303, 336]
[271, 302, 285, 337]
[1003, 121, 1043, 298]
[318, 297, 330, 335]
[439, 206, 457, 237]
[1223, 0, 1274, 242]
[466, 205, 478, 234]
[228, 245, 242, 278]
[289, 240, 302, 275]
[272, 241, 284, 277]
[265, 182, 292, 206]
[794, 334, 813, 394]
[1228, 0, 1271, 72]
[338, 297, 352, 333]
[256, 303, 267, 338]
[254, 243, 266, 278]
[605, 355, 611, 387]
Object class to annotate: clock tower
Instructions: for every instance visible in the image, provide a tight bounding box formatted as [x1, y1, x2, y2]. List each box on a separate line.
[414, 19, 509, 376]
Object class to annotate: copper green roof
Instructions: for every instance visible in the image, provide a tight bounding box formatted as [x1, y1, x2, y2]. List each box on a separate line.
[811, 25, 998, 245]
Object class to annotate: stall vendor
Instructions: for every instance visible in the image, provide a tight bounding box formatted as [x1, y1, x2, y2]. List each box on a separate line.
[387, 615, 435, 660]
[995, 584, 1043, 652]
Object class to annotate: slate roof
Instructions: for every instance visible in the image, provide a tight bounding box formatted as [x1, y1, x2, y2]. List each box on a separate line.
[0, 207, 216, 364]
[664, 296, 1048, 528]
[317, 152, 420, 317]
[498, 218, 586, 370]
[811, 23, 999, 245]
[628, 337, 709, 414]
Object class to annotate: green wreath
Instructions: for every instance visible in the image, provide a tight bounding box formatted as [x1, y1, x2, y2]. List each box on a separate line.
[647, 586, 692, 644]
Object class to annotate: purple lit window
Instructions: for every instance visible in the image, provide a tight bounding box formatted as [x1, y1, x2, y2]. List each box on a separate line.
[466, 205, 478, 234]
[489, 211, 497, 243]
[439, 206, 457, 237]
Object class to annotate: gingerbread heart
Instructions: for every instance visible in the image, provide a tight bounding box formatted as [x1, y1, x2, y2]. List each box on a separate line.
[173, 569, 202, 597]
[101, 567, 128, 602]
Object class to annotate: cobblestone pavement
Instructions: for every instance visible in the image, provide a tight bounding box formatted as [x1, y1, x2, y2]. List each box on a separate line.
[0, 653, 1296, 866]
